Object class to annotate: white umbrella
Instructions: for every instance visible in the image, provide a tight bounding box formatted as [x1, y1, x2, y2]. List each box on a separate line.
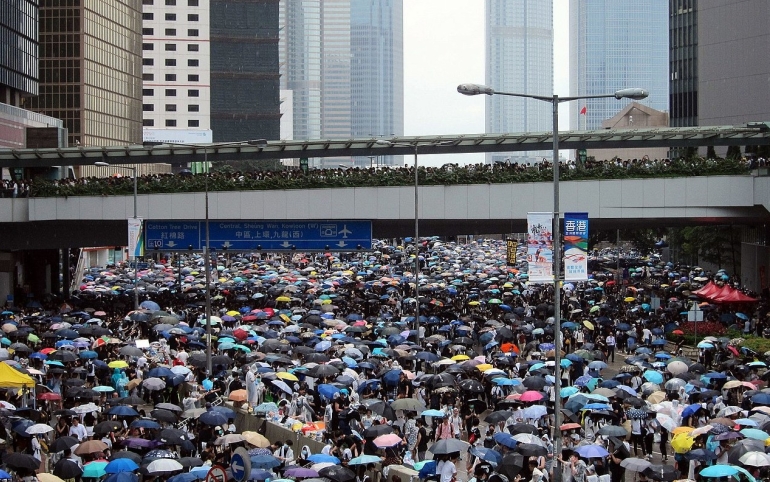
[311, 463, 336, 472]
[717, 406, 744, 417]
[146, 459, 183, 474]
[72, 403, 100, 414]
[521, 405, 547, 420]
[739, 451, 770, 467]
[666, 361, 688, 375]
[26, 423, 54, 435]
[271, 379, 293, 395]
[656, 413, 678, 432]
[512, 433, 544, 446]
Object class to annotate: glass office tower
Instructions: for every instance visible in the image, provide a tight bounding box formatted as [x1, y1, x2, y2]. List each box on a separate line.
[569, 0, 669, 130]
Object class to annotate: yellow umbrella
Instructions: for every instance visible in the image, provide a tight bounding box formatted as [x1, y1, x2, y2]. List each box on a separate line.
[38, 474, 65, 482]
[276, 296, 291, 302]
[672, 426, 694, 436]
[452, 355, 470, 361]
[108, 360, 128, 369]
[476, 364, 494, 372]
[468, 301, 480, 306]
[276, 372, 299, 382]
[226, 310, 240, 316]
[624, 296, 636, 302]
[279, 314, 291, 323]
[583, 320, 595, 331]
[242, 431, 271, 448]
[671, 433, 695, 453]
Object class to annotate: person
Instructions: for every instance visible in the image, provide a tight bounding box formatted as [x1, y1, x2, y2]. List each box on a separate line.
[605, 333, 616, 362]
[516, 458, 544, 482]
[440, 452, 459, 482]
[54, 417, 69, 439]
[274, 440, 295, 469]
[568, 453, 587, 482]
[69, 418, 87, 442]
[435, 415, 453, 441]
[416, 418, 429, 462]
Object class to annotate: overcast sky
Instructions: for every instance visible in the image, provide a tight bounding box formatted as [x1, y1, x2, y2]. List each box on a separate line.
[403, 0, 569, 166]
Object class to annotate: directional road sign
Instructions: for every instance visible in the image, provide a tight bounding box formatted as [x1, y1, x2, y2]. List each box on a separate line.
[231, 447, 251, 482]
[144, 220, 372, 251]
[205, 465, 227, 482]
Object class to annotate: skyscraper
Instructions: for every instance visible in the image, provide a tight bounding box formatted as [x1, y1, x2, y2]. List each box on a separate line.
[280, 0, 403, 167]
[485, 0, 553, 164]
[1, 0, 38, 105]
[210, 0, 281, 142]
[569, 0, 669, 130]
[350, 0, 403, 166]
[27, 0, 147, 176]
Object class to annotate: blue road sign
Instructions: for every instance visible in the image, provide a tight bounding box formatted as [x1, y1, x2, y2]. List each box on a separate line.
[145, 220, 372, 251]
[230, 448, 251, 482]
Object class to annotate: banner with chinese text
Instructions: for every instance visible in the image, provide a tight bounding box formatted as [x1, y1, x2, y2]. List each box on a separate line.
[128, 218, 144, 258]
[564, 212, 589, 281]
[506, 239, 518, 266]
[526, 212, 553, 283]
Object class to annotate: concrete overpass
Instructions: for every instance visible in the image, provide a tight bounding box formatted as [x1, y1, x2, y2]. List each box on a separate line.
[1, 174, 769, 250]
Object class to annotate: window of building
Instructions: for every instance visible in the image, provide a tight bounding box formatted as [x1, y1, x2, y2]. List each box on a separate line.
[165, 13, 176, 21]
[142, 0, 153, 4]
[188, 29, 199, 37]
[188, 14, 199, 21]
[165, 89, 177, 96]
[142, 28, 153, 35]
[143, 119, 154, 126]
[188, 74, 199, 82]
[165, 29, 177, 36]
[188, 59, 199, 67]
[165, 0, 176, 5]
[166, 120, 177, 127]
[188, 104, 200, 112]
[188, 89, 199, 97]
[142, 13, 153, 20]
[165, 44, 176, 51]
[165, 104, 177, 112]
[143, 73, 154, 81]
[165, 59, 176, 66]
[188, 120, 200, 127]
[142, 58, 154, 65]
[142, 88, 154, 96]
[188, 0, 199, 5]
[165, 74, 176, 81]
[143, 104, 154, 111]
[187, 44, 199, 52]
[142, 43, 154, 51]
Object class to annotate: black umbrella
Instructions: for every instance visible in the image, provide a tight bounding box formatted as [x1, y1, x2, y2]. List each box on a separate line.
[318, 465, 356, 482]
[508, 423, 538, 435]
[521, 377, 546, 391]
[5, 453, 42, 471]
[727, 438, 765, 464]
[179, 457, 204, 468]
[363, 424, 394, 438]
[50, 436, 79, 453]
[642, 465, 680, 481]
[459, 379, 484, 393]
[53, 458, 84, 478]
[157, 428, 189, 445]
[150, 409, 178, 424]
[516, 443, 548, 457]
[309, 364, 340, 378]
[497, 453, 525, 480]
[484, 410, 513, 424]
[361, 399, 396, 421]
[120, 395, 146, 406]
[94, 420, 124, 435]
[109, 451, 142, 464]
[430, 372, 456, 389]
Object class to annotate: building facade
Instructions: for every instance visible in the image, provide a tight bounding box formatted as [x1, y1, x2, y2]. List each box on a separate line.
[0, 0, 39, 105]
[569, 0, 669, 131]
[140, 0, 212, 144]
[669, 0, 697, 129]
[210, 0, 280, 143]
[27, 0, 147, 176]
[280, 0, 403, 167]
[484, 0, 553, 164]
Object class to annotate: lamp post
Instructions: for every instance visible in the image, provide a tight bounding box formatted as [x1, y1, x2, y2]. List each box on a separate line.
[143, 139, 267, 376]
[95, 162, 139, 310]
[375, 139, 454, 343]
[458, 83, 648, 482]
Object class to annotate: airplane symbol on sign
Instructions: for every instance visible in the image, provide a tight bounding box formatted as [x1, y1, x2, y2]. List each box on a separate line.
[339, 225, 352, 238]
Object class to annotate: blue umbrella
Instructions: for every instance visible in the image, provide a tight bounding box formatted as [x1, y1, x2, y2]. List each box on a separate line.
[704, 372, 727, 379]
[681, 403, 704, 419]
[751, 393, 770, 405]
[493, 432, 517, 449]
[643, 370, 664, 384]
[104, 473, 140, 482]
[421, 409, 446, 417]
[700, 466, 738, 478]
[105, 458, 140, 474]
[249, 469, 272, 481]
[0, 470, 11, 479]
[736, 312, 749, 321]
[250, 455, 281, 469]
[600, 380, 620, 388]
[308, 454, 340, 464]
[130, 419, 161, 429]
[79, 350, 99, 359]
[168, 474, 200, 482]
[199, 411, 228, 426]
[108, 406, 139, 417]
[560, 386, 579, 398]
[468, 446, 503, 466]
[317, 384, 341, 400]
[575, 445, 609, 458]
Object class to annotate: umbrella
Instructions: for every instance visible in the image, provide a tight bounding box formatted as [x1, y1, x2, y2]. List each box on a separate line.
[83, 462, 108, 478]
[700, 466, 739, 478]
[284, 468, 319, 478]
[199, 411, 228, 426]
[390, 398, 426, 412]
[429, 438, 467, 454]
[74, 439, 109, 455]
[373, 433, 402, 447]
[242, 431, 271, 448]
[598, 425, 628, 437]
[620, 458, 651, 472]
[642, 465, 680, 481]
[26, 423, 54, 435]
[516, 443, 547, 457]
[318, 466, 356, 482]
[105, 458, 140, 474]
[4, 452, 40, 471]
[348, 455, 382, 466]
[575, 445, 609, 458]
[739, 451, 770, 467]
[50, 436, 79, 453]
[53, 459, 85, 479]
[146, 459, 184, 474]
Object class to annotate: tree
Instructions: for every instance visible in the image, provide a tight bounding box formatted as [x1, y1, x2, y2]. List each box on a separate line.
[706, 145, 717, 159]
[726, 145, 742, 159]
[668, 226, 741, 273]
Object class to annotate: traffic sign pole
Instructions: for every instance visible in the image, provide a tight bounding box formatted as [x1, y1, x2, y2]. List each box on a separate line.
[231, 447, 251, 482]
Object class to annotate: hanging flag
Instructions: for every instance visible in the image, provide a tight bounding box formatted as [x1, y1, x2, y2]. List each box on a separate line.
[506, 239, 518, 266]
[580, 106, 587, 115]
[563, 213, 589, 281]
[526, 213, 553, 283]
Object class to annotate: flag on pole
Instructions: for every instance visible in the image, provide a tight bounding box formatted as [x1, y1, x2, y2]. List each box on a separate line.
[579, 106, 587, 115]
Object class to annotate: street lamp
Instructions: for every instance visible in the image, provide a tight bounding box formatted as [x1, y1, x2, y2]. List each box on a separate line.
[375, 139, 455, 343]
[143, 139, 267, 376]
[458, 83, 648, 482]
[95, 161, 139, 310]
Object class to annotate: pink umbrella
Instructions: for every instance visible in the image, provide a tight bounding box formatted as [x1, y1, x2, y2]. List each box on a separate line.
[520, 391, 544, 402]
[373, 433, 403, 448]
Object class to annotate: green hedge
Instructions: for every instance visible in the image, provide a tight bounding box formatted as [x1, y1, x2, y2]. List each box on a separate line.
[28, 157, 751, 198]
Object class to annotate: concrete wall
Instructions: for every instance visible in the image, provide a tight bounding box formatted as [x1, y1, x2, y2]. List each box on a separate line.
[1, 175, 766, 225]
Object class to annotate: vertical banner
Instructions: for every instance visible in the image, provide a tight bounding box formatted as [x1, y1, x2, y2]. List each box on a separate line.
[526, 212, 554, 283]
[127, 218, 144, 258]
[506, 239, 518, 266]
[563, 212, 589, 281]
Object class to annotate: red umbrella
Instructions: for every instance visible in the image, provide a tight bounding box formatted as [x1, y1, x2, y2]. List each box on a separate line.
[38, 392, 61, 400]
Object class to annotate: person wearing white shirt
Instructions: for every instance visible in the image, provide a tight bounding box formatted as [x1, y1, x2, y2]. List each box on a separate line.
[69, 418, 87, 441]
[440, 453, 459, 482]
[274, 440, 295, 467]
[605, 334, 616, 362]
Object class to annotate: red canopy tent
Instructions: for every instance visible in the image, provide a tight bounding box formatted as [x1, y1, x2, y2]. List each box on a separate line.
[693, 281, 720, 299]
[713, 287, 757, 303]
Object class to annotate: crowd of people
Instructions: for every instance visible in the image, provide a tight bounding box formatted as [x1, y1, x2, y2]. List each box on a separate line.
[0, 238, 767, 482]
[14, 154, 752, 198]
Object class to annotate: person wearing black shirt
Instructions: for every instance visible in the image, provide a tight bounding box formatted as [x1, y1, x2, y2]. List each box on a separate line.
[416, 419, 429, 462]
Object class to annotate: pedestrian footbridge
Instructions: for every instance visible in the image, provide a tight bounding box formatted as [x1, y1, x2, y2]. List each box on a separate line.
[0, 174, 769, 250]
